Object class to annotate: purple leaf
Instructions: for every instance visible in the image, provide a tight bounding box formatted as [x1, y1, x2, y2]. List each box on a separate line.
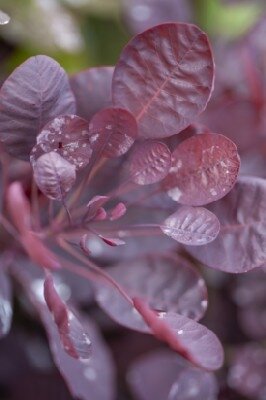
[133, 298, 224, 371]
[89, 107, 138, 158]
[0, 267, 12, 338]
[112, 23, 214, 139]
[99, 236, 126, 247]
[161, 206, 220, 245]
[95, 254, 207, 332]
[228, 343, 266, 400]
[129, 141, 171, 185]
[0, 55, 76, 160]
[164, 133, 240, 206]
[86, 195, 109, 220]
[122, 0, 192, 35]
[44, 274, 91, 360]
[33, 152, 76, 201]
[128, 349, 218, 400]
[109, 202, 127, 221]
[187, 176, 266, 273]
[70, 66, 114, 121]
[31, 115, 92, 170]
[12, 264, 116, 400]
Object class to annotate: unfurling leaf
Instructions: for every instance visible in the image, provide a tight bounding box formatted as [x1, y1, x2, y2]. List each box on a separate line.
[133, 298, 224, 371]
[129, 141, 171, 185]
[31, 115, 92, 170]
[0, 55, 76, 160]
[44, 274, 91, 360]
[161, 206, 220, 245]
[112, 23, 214, 139]
[164, 133, 240, 206]
[33, 152, 76, 201]
[89, 107, 138, 158]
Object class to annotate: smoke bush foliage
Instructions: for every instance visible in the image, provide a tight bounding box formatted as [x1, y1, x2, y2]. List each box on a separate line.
[0, 18, 265, 400]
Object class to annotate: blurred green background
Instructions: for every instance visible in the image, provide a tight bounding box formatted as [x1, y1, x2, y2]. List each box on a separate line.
[0, 0, 265, 78]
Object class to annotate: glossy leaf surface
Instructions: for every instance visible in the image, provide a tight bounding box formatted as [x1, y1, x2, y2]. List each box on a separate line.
[187, 177, 266, 272]
[129, 141, 171, 185]
[161, 206, 220, 245]
[133, 298, 224, 370]
[165, 133, 240, 206]
[112, 23, 214, 139]
[70, 66, 114, 121]
[127, 349, 218, 400]
[31, 115, 91, 170]
[95, 254, 207, 332]
[33, 152, 76, 201]
[0, 55, 76, 160]
[89, 107, 138, 158]
[44, 275, 91, 359]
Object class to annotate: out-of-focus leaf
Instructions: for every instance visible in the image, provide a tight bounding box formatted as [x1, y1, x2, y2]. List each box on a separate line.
[12, 263, 116, 400]
[164, 133, 240, 206]
[89, 107, 138, 158]
[187, 177, 266, 273]
[70, 67, 114, 121]
[31, 115, 91, 170]
[129, 141, 171, 185]
[228, 343, 266, 400]
[112, 23, 214, 139]
[127, 349, 218, 400]
[33, 152, 76, 201]
[161, 206, 220, 245]
[122, 0, 192, 35]
[0, 0, 83, 53]
[95, 254, 207, 332]
[0, 55, 76, 160]
[0, 266, 12, 338]
[44, 274, 91, 359]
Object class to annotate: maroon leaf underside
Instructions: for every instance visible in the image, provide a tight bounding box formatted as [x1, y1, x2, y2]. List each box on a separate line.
[33, 152, 76, 201]
[0, 55, 76, 160]
[112, 23, 214, 139]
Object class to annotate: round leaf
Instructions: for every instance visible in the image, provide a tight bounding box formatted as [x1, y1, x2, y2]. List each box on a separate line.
[33, 152, 76, 201]
[95, 254, 207, 332]
[112, 23, 214, 139]
[129, 141, 171, 184]
[164, 133, 240, 206]
[0, 55, 76, 160]
[31, 115, 92, 170]
[187, 177, 266, 273]
[161, 206, 220, 245]
[89, 107, 138, 158]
